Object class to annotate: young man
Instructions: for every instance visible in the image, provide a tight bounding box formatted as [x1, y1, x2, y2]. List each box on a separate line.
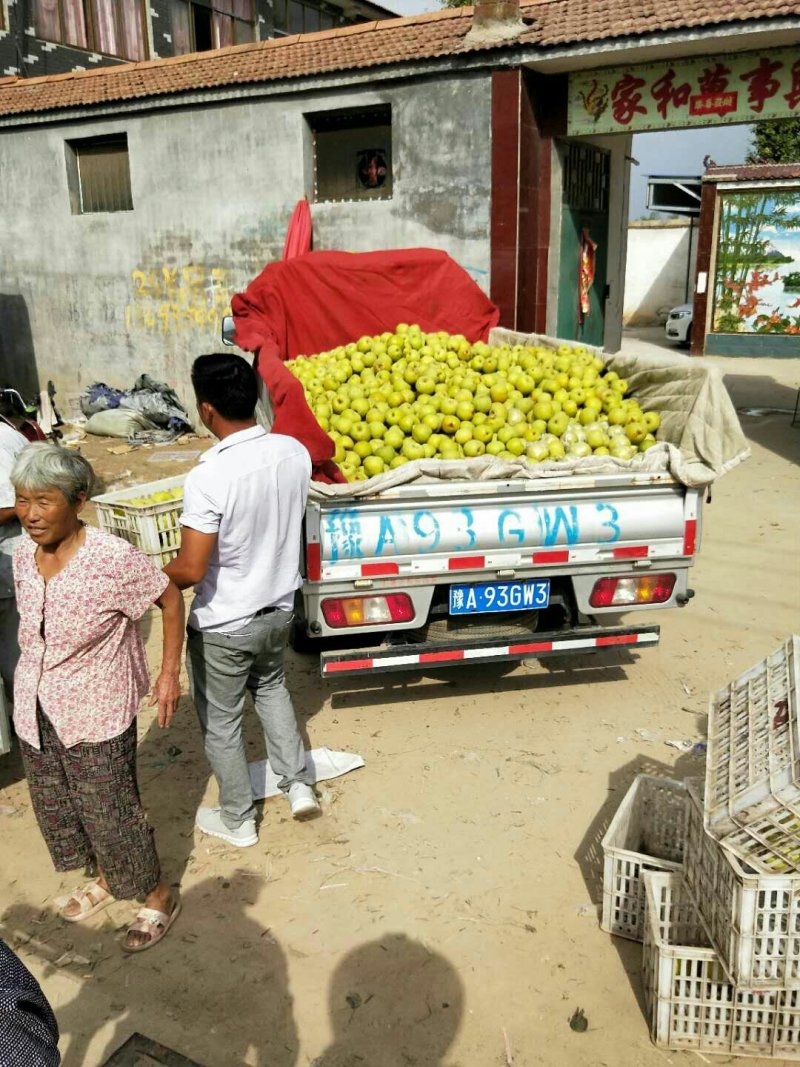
[166, 354, 318, 848]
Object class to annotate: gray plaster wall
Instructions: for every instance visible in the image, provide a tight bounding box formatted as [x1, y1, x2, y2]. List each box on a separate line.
[0, 71, 492, 409]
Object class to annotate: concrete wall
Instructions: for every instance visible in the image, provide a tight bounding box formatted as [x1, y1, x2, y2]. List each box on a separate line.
[0, 71, 492, 408]
[623, 219, 698, 326]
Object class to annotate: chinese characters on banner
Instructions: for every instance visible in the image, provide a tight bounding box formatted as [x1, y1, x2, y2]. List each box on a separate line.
[568, 47, 800, 135]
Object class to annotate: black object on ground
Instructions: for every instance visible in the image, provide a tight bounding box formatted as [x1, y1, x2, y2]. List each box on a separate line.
[102, 1033, 205, 1066]
[569, 1007, 588, 1033]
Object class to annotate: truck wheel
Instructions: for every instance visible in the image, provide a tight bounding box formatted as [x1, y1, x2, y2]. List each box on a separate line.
[290, 617, 321, 655]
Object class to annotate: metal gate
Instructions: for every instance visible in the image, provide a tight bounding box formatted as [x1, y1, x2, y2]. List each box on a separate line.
[557, 142, 610, 346]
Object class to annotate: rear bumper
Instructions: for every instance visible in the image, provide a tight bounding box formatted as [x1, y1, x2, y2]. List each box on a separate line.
[320, 624, 660, 677]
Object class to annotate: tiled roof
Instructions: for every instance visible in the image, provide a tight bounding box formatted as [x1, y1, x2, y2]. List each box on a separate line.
[0, 0, 796, 119]
[705, 162, 800, 181]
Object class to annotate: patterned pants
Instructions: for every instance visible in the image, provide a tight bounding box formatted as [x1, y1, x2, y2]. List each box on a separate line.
[19, 709, 160, 900]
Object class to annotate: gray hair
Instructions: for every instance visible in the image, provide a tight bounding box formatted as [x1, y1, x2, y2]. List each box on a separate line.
[11, 444, 94, 505]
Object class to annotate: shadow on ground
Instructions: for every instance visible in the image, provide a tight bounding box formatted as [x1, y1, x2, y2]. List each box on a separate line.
[574, 752, 702, 1022]
[720, 373, 800, 466]
[311, 933, 464, 1067]
[287, 647, 641, 717]
[1, 894, 464, 1067]
[1, 873, 299, 1067]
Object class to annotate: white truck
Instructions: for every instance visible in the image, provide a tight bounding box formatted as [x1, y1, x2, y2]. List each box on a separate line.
[298, 464, 699, 678]
[233, 324, 748, 679]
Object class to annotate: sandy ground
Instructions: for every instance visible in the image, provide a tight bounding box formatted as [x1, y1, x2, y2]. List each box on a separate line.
[1, 342, 799, 1067]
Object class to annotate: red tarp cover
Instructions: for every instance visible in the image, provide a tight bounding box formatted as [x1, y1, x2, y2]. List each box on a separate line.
[231, 248, 500, 483]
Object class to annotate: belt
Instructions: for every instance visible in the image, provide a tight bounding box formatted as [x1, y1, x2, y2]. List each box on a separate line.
[254, 605, 278, 617]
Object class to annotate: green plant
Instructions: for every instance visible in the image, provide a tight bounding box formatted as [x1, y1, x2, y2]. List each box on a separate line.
[747, 119, 800, 164]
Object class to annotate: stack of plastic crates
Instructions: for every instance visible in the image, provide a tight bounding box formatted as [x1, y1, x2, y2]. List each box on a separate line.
[600, 774, 687, 941]
[642, 871, 800, 1057]
[704, 635, 800, 873]
[601, 636, 800, 1057]
[93, 475, 185, 566]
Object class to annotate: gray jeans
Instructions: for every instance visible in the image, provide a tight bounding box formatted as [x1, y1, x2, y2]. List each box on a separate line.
[187, 609, 310, 830]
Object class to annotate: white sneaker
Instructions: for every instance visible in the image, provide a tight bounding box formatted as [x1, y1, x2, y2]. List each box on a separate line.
[195, 806, 257, 847]
[287, 783, 320, 819]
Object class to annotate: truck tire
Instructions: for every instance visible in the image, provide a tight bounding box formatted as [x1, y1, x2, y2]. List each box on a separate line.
[290, 616, 322, 655]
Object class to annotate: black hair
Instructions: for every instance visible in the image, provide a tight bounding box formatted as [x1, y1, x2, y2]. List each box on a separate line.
[0, 391, 24, 421]
[191, 353, 258, 421]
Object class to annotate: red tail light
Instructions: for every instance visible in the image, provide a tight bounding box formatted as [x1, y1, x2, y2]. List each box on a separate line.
[590, 574, 676, 608]
[306, 542, 321, 581]
[322, 594, 415, 628]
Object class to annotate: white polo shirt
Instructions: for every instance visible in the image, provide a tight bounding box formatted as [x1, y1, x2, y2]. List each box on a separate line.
[0, 423, 27, 600]
[180, 426, 311, 632]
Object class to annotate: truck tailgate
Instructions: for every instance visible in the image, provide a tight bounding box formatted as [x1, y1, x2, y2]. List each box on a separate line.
[306, 472, 697, 582]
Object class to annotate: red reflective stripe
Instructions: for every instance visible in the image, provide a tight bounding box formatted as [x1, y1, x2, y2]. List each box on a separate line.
[596, 634, 638, 647]
[419, 649, 465, 664]
[306, 542, 321, 581]
[508, 640, 554, 655]
[448, 556, 485, 570]
[612, 546, 649, 560]
[533, 550, 569, 564]
[324, 658, 374, 673]
[361, 563, 399, 577]
[684, 518, 697, 556]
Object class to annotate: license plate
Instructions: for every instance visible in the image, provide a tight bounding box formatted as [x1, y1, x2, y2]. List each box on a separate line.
[449, 580, 551, 615]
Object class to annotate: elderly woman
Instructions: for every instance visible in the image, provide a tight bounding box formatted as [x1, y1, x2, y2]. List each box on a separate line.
[10, 444, 184, 953]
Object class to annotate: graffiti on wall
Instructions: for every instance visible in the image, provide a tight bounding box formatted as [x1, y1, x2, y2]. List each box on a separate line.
[712, 188, 800, 335]
[125, 265, 233, 334]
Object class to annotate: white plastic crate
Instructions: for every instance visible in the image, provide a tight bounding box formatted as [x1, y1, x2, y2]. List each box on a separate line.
[93, 475, 185, 566]
[642, 871, 800, 1059]
[705, 636, 800, 874]
[600, 774, 687, 941]
[684, 779, 800, 990]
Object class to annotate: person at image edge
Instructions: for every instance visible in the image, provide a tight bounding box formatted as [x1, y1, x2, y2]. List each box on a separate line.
[10, 445, 183, 952]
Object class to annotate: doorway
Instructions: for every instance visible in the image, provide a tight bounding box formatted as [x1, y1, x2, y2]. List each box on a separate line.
[557, 142, 610, 346]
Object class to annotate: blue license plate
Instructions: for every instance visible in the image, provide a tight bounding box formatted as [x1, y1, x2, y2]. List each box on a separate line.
[449, 580, 551, 615]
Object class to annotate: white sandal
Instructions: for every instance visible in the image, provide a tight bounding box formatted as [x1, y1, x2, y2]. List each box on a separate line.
[123, 898, 181, 953]
[57, 881, 114, 923]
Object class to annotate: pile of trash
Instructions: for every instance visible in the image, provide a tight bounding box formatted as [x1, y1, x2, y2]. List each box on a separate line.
[80, 375, 193, 443]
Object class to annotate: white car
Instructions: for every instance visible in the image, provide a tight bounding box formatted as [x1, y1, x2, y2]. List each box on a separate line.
[665, 303, 693, 346]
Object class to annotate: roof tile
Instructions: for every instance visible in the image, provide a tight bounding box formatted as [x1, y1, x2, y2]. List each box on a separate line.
[705, 162, 800, 180]
[0, 0, 796, 118]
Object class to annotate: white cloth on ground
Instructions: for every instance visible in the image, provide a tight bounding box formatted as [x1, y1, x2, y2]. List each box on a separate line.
[248, 746, 364, 799]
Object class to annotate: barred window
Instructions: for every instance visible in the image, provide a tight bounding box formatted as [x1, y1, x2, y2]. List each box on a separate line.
[33, 0, 147, 61]
[66, 135, 133, 215]
[306, 105, 392, 203]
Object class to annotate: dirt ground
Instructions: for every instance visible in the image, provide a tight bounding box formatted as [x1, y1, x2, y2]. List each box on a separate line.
[1, 348, 799, 1067]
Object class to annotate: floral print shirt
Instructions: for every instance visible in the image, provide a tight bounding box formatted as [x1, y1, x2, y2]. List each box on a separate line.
[13, 525, 169, 749]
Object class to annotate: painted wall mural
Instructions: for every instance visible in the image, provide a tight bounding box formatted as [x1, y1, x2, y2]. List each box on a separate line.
[712, 188, 800, 335]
